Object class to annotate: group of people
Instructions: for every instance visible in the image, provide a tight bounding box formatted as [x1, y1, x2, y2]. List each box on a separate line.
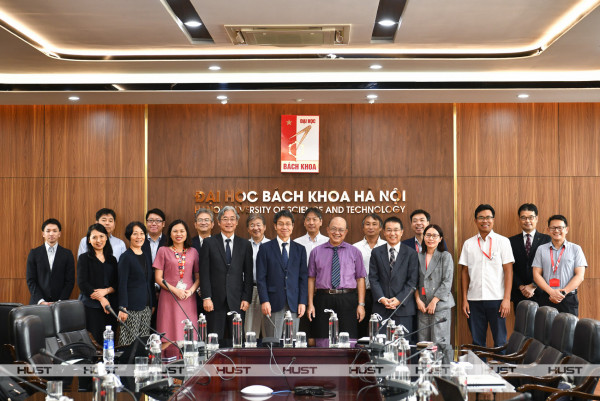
[24, 202, 586, 358]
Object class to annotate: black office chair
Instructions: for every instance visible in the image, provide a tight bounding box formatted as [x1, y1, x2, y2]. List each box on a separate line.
[461, 300, 538, 357]
[9, 305, 60, 356]
[484, 306, 558, 364]
[52, 300, 100, 358]
[13, 315, 53, 366]
[0, 302, 22, 363]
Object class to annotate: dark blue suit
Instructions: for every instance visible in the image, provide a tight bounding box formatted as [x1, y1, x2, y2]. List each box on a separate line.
[256, 239, 308, 313]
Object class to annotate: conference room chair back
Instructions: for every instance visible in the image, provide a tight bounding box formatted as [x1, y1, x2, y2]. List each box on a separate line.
[13, 315, 53, 365]
[0, 302, 22, 363]
[520, 306, 559, 364]
[9, 304, 60, 355]
[51, 300, 101, 351]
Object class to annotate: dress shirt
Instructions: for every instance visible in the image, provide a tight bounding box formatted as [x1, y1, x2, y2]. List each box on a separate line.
[250, 236, 270, 281]
[276, 236, 292, 255]
[308, 241, 366, 289]
[523, 230, 537, 246]
[532, 240, 587, 291]
[147, 234, 163, 262]
[45, 242, 57, 271]
[294, 232, 329, 261]
[221, 232, 235, 254]
[458, 230, 515, 301]
[78, 235, 126, 261]
[387, 243, 401, 261]
[353, 237, 386, 289]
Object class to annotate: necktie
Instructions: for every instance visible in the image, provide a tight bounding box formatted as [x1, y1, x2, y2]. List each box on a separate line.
[225, 239, 232, 265]
[48, 247, 55, 270]
[331, 246, 340, 289]
[282, 242, 289, 266]
[525, 234, 532, 256]
[389, 247, 396, 270]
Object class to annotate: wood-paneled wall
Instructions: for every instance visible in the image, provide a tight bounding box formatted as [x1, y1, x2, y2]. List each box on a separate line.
[1, 102, 598, 352]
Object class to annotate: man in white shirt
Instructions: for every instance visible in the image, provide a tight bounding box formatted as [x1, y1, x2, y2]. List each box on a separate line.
[459, 204, 514, 350]
[353, 213, 385, 338]
[245, 213, 270, 338]
[77, 208, 126, 261]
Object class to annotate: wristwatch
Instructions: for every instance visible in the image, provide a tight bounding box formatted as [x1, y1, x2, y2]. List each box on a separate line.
[559, 290, 567, 296]
[358, 302, 366, 307]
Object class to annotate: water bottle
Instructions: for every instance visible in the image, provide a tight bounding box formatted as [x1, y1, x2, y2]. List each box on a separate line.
[228, 311, 243, 348]
[197, 313, 207, 344]
[92, 362, 106, 401]
[369, 313, 382, 343]
[418, 349, 433, 383]
[386, 321, 396, 342]
[182, 319, 198, 368]
[395, 337, 411, 382]
[324, 309, 339, 348]
[283, 311, 294, 348]
[148, 334, 163, 383]
[102, 326, 114, 366]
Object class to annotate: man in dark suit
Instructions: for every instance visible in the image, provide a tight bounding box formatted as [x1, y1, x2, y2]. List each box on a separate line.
[142, 208, 167, 263]
[200, 206, 253, 346]
[256, 209, 308, 340]
[26, 218, 75, 305]
[369, 216, 418, 335]
[509, 203, 551, 310]
[401, 209, 448, 252]
[191, 207, 214, 255]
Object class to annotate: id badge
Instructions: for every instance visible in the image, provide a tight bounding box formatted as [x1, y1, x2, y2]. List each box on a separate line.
[421, 287, 426, 296]
[549, 278, 560, 288]
[176, 279, 187, 290]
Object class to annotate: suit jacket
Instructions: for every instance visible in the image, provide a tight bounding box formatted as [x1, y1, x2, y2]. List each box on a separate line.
[191, 235, 210, 257]
[118, 248, 156, 311]
[199, 233, 253, 312]
[416, 250, 455, 311]
[369, 243, 418, 317]
[141, 235, 167, 261]
[26, 244, 75, 304]
[255, 239, 308, 313]
[401, 237, 449, 253]
[509, 231, 551, 302]
[77, 253, 118, 308]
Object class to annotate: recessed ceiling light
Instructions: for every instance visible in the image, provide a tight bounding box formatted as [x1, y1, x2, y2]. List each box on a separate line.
[68, 96, 79, 101]
[378, 19, 396, 27]
[366, 94, 378, 99]
[221, 100, 228, 104]
[184, 21, 202, 28]
[296, 99, 304, 102]
[368, 99, 375, 104]
[517, 93, 530, 99]
[208, 65, 221, 71]
[216, 95, 228, 100]
[370, 64, 382, 70]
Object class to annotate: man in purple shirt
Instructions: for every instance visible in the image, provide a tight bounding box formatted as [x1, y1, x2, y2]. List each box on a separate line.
[307, 216, 366, 347]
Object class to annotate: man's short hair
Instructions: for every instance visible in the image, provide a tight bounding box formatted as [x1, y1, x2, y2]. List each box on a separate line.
[96, 208, 116, 221]
[246, 213, 266, 227]
[195, 207, 214, 221]
[361, 213, 383, 227]
[125, 221, 147, 241]
[42, 218, 62, 232]
[274, 209, 295, 224]
[474, 204, 495, 219]
[145, 208, 166, 221]
[383, 216, 404, 230]
[410, 209, 431, 222]
[217, 205, 239, 221]
[304, 207, 322, 220]
[548, 214, 568, 227]
[517, 203, 538, 217]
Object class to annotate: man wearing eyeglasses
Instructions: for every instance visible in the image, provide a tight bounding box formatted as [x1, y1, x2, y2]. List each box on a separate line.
[532, 215, 587, 316]
[459, 204, 514, 351]
[143, 208, 167, 263]
[509, 204, 551, 311]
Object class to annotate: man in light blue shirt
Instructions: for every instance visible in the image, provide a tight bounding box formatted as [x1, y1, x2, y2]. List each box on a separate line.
[77, 208, 126, 261]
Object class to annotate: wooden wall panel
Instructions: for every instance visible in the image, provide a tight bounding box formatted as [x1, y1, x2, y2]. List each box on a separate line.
[43, 178, 145, 256]
[148, 104, 249, 178]
[0, 105, 44, 178]
[457, 103, 558, 177]
[559, 103, 600, 177]
[44, 105, 145, 178]
[579, 278, 600, 319]
[0, 179, 44, 279]
[0, 279, 33, 304]
[352, 104, 453, 177]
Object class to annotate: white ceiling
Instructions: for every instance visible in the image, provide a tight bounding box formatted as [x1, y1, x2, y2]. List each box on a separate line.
[1, 0, 600, 104]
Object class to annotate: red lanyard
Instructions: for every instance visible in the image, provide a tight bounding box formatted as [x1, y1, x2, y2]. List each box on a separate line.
[477, 236, 492, 260]
[172, 247, 187, 279]
[550, 246, 565, 274]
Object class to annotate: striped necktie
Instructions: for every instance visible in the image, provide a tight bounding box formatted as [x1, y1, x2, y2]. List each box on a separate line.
[331, 246, 340, 288]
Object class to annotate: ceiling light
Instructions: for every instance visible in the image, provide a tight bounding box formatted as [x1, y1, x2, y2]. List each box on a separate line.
[378, 19, 396, 27]
[517, 93, 530, 99]
[208, 65, 221, 71]
[296, 99, 304, 102]
[184, 21, 202, 28]
[221, 100, 228, 104]
[370, 64, 382, 70]
[366, 94, 378, 99]
[368, 99, 375, 104]
[216, 95, 228, 100]
[68, 96, 79, 101]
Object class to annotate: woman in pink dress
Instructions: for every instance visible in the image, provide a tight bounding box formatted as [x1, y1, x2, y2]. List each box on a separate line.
[154, 219, 200, 349]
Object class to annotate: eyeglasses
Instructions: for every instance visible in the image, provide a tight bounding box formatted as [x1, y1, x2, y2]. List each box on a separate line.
[476, 216, 494, 221]
[548, 226, 566, 232]
[220, 217, 237, 223]
[329, 228, 346, 234]
[519, 215, 537, 221]
[385, 229, 402, 233]
[424, 234, 440, 239]
[146, 219, 163, 225]
[196, 218, 212, 223]
[249, 223, 264, 229]
[276, 222, 293, 227]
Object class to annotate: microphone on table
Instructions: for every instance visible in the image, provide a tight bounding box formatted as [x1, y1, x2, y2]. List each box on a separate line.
[118, 307, 183, 358]
[161, 279, 202, 343]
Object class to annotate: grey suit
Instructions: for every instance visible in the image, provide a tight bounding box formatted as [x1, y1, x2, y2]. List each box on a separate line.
[416, 249, 454, 362]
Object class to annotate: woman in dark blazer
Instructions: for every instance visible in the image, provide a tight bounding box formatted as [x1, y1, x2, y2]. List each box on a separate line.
[77, 223, 118, 344]
[414, 224, 455, 363]
[117, 221, 156, 346]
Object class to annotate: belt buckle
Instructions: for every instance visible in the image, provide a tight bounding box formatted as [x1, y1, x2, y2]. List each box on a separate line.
[329, 289, 340, 294]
